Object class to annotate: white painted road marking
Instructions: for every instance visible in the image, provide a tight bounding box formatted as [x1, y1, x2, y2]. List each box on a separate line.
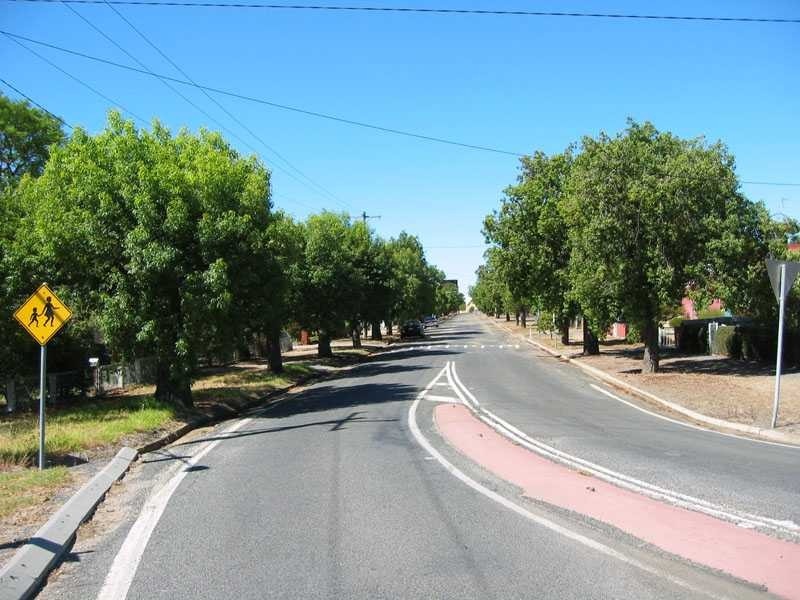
[447, 363, 799, 537]
[97, 417, 254, 600]
[425, 394, 462, 403]
[408, 362, 722, 599]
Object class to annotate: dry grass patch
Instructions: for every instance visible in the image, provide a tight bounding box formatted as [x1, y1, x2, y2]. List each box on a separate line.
[0, 467, 70, 520]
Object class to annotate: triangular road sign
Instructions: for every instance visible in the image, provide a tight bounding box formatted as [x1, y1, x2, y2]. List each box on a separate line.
[766, 259, 800, 303]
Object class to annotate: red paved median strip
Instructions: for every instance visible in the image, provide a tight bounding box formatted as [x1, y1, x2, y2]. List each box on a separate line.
[434, 403, 800, 599]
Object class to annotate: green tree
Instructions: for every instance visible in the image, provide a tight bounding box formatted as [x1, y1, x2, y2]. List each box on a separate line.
[292, 212, 361, 357]
[387, 233, 438, 324]
[561, 120, 749, 372]
[13, 113, 277, 405]
[0, 92, 66, 191]
[484, 150, 582, 341]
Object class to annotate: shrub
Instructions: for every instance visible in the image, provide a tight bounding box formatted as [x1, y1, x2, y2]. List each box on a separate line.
[712, 325, 740, 357]
[668, 316, 684, 328]
[625, 324, 641, 344]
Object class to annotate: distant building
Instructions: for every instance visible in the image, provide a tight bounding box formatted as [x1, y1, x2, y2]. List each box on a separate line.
[443, 279, 459, 291]
[788, 232, 800, 252]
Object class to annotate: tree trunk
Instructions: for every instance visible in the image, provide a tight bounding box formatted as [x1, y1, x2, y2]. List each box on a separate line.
[520, 309, 527, 329]
[642, 320, 660, 373]
[351, 321, 362, 349]
[154, 360, 192, 407]
[266, 329, 284, 374]
[515, 311, 520, 326]
[318, 332, 333, 358]
[582, 319, 599, 355]
[505, 312, 510, 322]
[560, 320, 570, 346]
[371, 321, 382, 340]
[386, 321, 393, 336]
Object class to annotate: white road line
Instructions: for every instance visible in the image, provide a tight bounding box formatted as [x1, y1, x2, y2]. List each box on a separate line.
[96, 417, 254, 600]
[448, 363, 799, 537]
[408, 362, 723, 599]
[589, 384, 800, 451]
[425, 394, 462, 403]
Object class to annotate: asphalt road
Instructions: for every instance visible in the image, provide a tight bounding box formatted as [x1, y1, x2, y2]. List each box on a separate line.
[39, 314, 790, 600]
[444, 314, 800, 527]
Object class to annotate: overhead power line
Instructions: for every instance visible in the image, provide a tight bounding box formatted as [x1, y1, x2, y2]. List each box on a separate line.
[3, 32, 799, 189]
[0, 77, 74, 130]
[0, 30, 524, 157]
[6, 0, 800, 24]
[91, 1, 351, 210]
[2, 33, 148, 125]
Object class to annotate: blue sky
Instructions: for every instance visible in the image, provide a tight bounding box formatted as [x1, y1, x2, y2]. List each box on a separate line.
[2, 1, 799, 294]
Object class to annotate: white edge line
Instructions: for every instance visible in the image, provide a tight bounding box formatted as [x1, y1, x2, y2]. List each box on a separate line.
[448, 362, 798, 536]
[588, 383, 800, 451]
[96, 416, 254, 600]
[409, 362, 724, 600]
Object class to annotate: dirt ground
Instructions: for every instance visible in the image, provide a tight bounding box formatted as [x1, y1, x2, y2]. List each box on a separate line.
[493, 318, 800, 437]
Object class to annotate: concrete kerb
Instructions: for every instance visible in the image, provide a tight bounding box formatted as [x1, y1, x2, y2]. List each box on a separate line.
[0, 356, 376, 600]
[491, 319, 800, 447]
[0, 447, 138, 600]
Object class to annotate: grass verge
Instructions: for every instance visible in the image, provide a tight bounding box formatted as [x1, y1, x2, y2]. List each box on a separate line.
[0, 357, 334, 527]
[0, 397, 176, 467]
[0, 467, 70, 520]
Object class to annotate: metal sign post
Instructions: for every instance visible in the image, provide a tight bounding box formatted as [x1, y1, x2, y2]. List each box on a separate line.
[13, 283, 73, 470]
[772, 263, 787, 429]
[39, 345, 47, 469]
[765, 259, 800, 429]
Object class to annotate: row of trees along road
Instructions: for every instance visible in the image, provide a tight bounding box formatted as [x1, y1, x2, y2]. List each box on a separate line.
[471, 120, 799, 373]
[0, 97, 464, 407]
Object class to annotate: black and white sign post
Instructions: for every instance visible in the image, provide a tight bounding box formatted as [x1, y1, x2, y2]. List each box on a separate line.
[765, 259, 800, 429]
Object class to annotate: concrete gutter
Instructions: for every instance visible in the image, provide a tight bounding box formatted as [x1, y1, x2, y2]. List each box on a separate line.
[0, 447, 138, 600]
[493, 320, 799, 447]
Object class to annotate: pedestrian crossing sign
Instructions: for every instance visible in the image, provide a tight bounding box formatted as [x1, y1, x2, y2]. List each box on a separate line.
[13, 283, 73, 346]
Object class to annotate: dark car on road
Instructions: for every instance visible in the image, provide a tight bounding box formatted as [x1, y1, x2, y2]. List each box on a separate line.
[422, 315, 439, 328]
[400, 319, 424, 339]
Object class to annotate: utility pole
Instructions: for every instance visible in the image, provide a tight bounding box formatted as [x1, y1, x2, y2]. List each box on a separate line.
[361, 211, 381, 225]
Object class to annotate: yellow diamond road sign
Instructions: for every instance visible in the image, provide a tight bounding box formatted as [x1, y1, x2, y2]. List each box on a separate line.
[13, 283, 73, 346]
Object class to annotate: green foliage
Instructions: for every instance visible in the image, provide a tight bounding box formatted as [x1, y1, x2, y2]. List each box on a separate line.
[435, 282, 464, 315]
[697, 308, 726, 319]
[10, 113, 280, 405]
[561, 120, 757, 371]
[483, 150, 576, 324]
[0, 92, 66, 190]
[291, 212, 362, 341]
[386, 233, 439, 321]
[712, 325, 740, 357]
[668, 316, 685, 328]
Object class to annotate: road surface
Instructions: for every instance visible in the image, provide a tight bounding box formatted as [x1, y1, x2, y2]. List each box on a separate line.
[40, 313, 797, 599]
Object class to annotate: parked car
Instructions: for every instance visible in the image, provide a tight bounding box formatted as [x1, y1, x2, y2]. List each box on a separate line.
[422, 315, 439, 328]
[400, 319, 425, 339]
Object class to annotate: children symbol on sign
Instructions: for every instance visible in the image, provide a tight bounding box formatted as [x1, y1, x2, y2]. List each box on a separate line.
[28, 307, 40, 328]
[42, 297, 60, 327]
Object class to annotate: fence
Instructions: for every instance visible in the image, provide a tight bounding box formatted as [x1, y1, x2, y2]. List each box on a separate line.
[96, 357, 157, 393]
[658, 326, 677, 349]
